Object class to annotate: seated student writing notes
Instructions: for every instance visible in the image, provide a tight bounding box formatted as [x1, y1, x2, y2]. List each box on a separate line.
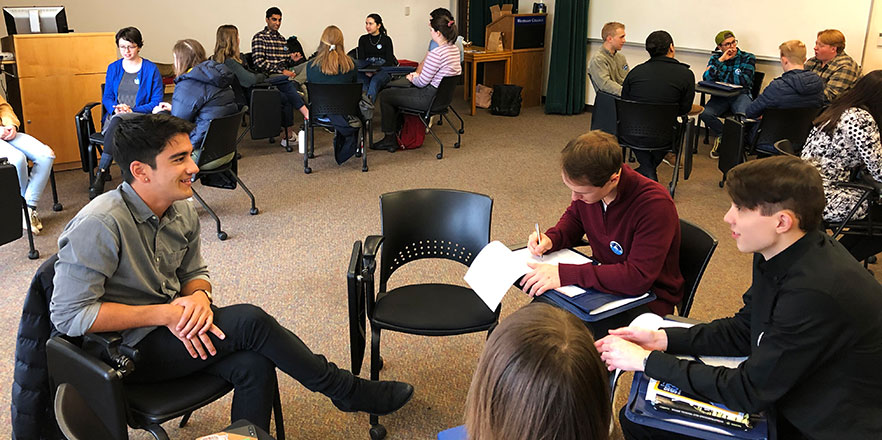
[596, 156, 882, 440]
[464, 303, 610, 440]
[51, 114, 414, 434]
[520, 131, 683, 338]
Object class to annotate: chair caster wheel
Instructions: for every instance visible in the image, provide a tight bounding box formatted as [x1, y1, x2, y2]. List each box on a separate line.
[28, 249, 39, 260]
[268, 137, 275, 144]
[250, 207, 259, 215]
[868, 255, 878, 264]
[355, 151, 363, 158]
[362, 166, 368, 172]
[454, 142, 460, 148]
[436, 153, 443, 159]
[285, 146, 293, 152]
[53, 203, 63, 212]
[719, 181, 724, 188]
[308, 153, 315, 159]
[369, 424, 387, 440]
[458, 129, 464, 134]
[218, 231, 228, 241]
[304, 167, 312, 174]
[235, 152, 242, 160]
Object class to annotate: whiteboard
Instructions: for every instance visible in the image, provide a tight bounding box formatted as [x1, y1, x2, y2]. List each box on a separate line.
[588, 0, 873, 61]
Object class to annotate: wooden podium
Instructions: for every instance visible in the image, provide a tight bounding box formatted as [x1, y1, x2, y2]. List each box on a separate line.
[484, 13, 547, 108]
[1, 33, 117, 169]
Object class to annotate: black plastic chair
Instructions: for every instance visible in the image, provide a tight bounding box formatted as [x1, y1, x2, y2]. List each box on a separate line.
[304, 82, 368, 174]
[48, 335, 286, 440]
[347, 189, 500, 440]
[590, 87, 618, 136]
[751, 106, 820, 156]
[398, 75, 464, 160]
[677, 219, 718, 317]
[230, 76, 286, 149]
[190, 110, 258, 241]
[0, 157, 38, 259]
[824, 172, 882, 266]
[615, 99, 686, 196]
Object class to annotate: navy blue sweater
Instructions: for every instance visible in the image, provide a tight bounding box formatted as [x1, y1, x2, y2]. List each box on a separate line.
[172, 60, 238, 147]
[746, 69, 825, 118]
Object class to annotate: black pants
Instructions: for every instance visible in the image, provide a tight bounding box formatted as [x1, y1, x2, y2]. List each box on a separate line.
[378, 84, 437, 134]
[633, 150, 667, 182]
[126, 304, 353, 432]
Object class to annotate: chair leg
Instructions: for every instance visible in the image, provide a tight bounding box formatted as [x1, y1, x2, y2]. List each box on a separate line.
[442, 114, 460, 148]
[190, 189, 227, 241]
[420, 117, 444, 159]
[449, 107, 465, 134]
[227, 170, 259, 215]
[303, 123, 312, 174]
[49, 168, 62, 211]
[669, 148, 681, 198]
[273, 379, 286, 440]
[369, 326, 386, 439]
[21, 197, 39, 260]
[143, 424, 170, 440]
[361, 122, 369, 172]
[179, 411, 192, 428]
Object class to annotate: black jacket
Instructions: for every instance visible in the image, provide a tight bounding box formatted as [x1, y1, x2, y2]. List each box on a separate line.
[745, 69, 825, 118]
[12, 255, 62, 440]
[622, 56, 695, 116]
[646, 231, 882, 439]
[172, 60, 238, 147]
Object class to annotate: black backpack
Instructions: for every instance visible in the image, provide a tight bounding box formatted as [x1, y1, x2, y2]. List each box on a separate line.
[490, 84, 523, 117]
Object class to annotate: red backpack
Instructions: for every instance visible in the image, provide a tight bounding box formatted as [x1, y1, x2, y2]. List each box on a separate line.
[396, 114, 425, 149]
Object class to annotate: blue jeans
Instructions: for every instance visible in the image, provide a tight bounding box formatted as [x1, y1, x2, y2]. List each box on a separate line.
[275, 80, 304, 128]
[699, 93, 751, 136]
[359, 70, 393, 102]
[0, 132, 55, 206]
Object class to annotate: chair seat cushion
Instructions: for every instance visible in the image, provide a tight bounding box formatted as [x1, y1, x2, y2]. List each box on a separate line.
[372, 283, 497, 335]
[126, 373, 232, 421]
[89, 133, 105, 144]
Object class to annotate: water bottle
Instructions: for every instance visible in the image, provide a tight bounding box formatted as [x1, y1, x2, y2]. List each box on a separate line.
[298, 129, 306, 154]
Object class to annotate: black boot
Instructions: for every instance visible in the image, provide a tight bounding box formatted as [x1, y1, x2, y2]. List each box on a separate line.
[89, 169, 107, 200]
[332, 376, 414, 416]
[370, 135, 397, 151]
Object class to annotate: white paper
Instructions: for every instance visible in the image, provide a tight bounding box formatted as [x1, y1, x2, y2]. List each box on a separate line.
[589, 292, 651, 315]
[628, 314, 747, 369]
[464, 243, 593, 310]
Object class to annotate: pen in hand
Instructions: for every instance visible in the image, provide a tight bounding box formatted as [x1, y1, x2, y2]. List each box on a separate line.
[535, 223, 543, 260]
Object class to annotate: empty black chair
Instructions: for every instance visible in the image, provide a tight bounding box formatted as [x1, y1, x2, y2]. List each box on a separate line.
[230, 75, 285, 149]
[74, 101, 106, 185]
[615, 99, 686, 196]
[190, 110, 258, 241]
[677, 219, 718, 317]
[304, 82, 368, 174]
[398, 75, 465, 160]
[590, 88, 618, 136]
[0, 156, 38, 259]
[347, 189, 499, 440]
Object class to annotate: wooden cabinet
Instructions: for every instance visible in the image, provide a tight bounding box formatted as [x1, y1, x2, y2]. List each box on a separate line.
[484, 14, 547, 108]
[2, 33, 116, 169]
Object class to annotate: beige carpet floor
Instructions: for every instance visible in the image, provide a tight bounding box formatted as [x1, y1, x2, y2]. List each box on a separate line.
[2, 89, 879, 439]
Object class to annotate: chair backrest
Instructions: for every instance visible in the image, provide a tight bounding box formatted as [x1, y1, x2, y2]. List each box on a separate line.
[754, 106, 820, 154]
[0, 159, 24, 247]
[430, 75, 460, 113]
[615, 99, 681, 150]
[47, 336, 129, 439]
[249, 88, 283, 140]
[774, 139, 796, 156]
[677, 219, 718, 317]
[306, 82, 363, 117]
[54, 383, 119, 440]
[378, 189, 493, 290]
[750, 71, 765, 100]
[590, 88, 618, 136]
[195, 109, 246, 167]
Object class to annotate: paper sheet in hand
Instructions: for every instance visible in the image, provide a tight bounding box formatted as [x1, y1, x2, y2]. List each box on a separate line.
[464, 242, 591, 310]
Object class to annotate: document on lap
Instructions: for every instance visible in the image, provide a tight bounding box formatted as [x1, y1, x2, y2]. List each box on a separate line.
[464, 241, 592, 310]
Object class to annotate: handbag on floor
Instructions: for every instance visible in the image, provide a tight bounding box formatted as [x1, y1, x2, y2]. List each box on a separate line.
[396, 114, 425, 149]
[490, 84, 523, 117]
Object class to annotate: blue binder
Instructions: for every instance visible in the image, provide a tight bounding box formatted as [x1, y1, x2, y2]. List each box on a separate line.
[624, 372, 769, 440]
[541, 288, 656, 322]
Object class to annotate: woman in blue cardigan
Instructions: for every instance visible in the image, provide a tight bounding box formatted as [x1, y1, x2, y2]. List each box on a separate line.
[90, 27, 164, 198]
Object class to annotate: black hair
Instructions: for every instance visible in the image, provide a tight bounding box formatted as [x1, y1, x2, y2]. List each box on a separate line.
[115, 27, 143, 47]
[430, 10, 458, 43]
[367, 13, 387, 36]
[645, 30, 673, 58]
[266, 7, 282, 18]
[815, 70, 882, 135]
[114, 114, 195, 183]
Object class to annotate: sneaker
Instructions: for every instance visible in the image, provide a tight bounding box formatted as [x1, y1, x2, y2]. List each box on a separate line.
[280, 137, 297, 148]
[23, 207, 41, 235]
[662, 152, 677, 168]
[709, 137, 721, 160]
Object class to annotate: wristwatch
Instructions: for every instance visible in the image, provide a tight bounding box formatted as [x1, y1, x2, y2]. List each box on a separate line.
[194, 288, 213, 304]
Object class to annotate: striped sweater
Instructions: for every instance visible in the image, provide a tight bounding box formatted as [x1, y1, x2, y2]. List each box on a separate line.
[413, 43, 461, 88]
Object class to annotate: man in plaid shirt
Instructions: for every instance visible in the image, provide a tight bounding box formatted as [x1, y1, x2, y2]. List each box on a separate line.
[700, 30, 756, 159]
[251, 7, 302, 77]
[805, 29, 861, 103]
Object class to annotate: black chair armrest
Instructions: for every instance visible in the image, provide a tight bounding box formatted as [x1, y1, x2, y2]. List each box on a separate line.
[364, 235, 384, 260]
[83, 332, 139, 376]
[78, 102, 102, 118]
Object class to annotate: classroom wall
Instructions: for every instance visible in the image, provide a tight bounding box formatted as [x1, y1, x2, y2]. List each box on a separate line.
[0, 1, 457, 65]
[862, 1, 882, 72]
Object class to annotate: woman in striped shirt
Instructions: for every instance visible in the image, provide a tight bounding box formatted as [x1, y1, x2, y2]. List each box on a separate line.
[371, 11, 462, 153]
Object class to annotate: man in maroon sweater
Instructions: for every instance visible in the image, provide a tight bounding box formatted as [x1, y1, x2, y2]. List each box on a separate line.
[521, 131, 684, 336]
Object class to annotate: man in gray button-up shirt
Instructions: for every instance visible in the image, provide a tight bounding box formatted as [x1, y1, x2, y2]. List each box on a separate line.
[50, 114, 413, 432]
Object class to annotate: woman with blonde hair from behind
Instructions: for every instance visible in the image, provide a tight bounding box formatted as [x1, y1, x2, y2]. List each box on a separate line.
[465, 303, 611, 440]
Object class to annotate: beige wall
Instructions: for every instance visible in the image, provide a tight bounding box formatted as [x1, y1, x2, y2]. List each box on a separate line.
[0, 1, 456, 64]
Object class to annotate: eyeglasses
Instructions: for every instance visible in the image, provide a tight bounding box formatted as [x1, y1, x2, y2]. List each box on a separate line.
[721, 40, 738, 48]
[119, 45, 138, 51]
